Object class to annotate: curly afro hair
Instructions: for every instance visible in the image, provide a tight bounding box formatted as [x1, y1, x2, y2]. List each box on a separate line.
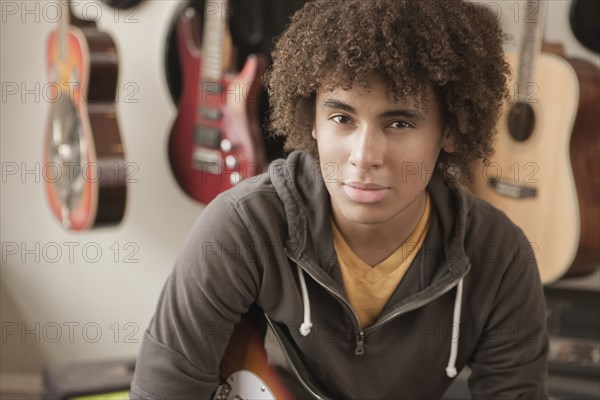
[265, 0, 510, 180]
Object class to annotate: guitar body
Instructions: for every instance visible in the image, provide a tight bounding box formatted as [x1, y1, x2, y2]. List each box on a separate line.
[218, 313, 297, 400]
[168, 8, 266, 205]
[44, 12, 126, 230]
[568, 58, 600, 274]
[216, 309, 330, 400]
[465, 52, 580, 284]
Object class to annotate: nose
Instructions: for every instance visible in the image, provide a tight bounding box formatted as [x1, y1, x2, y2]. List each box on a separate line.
[348, 125, 384, 172]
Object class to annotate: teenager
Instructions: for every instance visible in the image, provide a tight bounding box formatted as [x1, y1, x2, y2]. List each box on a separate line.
[131, 1, 548, 398]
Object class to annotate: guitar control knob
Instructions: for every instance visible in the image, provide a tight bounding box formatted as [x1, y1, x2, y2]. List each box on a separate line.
[220, 139, 232, 152]
[184, 7, 195, 18]
[225, 155, 238, 169]
[230, 172, 241, 185]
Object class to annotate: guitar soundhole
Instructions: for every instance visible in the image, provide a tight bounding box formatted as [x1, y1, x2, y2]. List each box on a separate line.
[507, 102, 535, 142]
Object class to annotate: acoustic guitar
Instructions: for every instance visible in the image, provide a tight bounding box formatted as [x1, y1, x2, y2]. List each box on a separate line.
[168, 0, 267, 205]
[565, 11, 600, 274]
[215, 307, 332, 400]
[44, 0, 126, 230]
[463, 0, 588, 284]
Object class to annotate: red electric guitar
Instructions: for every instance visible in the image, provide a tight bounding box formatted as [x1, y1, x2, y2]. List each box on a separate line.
[168, 0, 267, 204]
[44, 0, 126, 230]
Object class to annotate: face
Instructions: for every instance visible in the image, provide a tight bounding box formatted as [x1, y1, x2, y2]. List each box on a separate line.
[312, 74, 455, 228]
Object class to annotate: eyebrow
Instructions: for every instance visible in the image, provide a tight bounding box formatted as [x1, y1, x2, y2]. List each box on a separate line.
[322, 98, 425, 120]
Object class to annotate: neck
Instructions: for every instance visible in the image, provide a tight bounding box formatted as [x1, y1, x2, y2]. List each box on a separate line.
[332, 192, 427, 266]
[59, 0, 71, 63]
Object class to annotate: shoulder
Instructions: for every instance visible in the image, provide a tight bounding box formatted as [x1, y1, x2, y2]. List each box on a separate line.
[429, 180, 526, 246]
[188, 162, 290, 246]
[455, 184, 538, 279]
[220, 170, 283, 219]
[458, 183, 528, 245]
[429, 180, 534, 272]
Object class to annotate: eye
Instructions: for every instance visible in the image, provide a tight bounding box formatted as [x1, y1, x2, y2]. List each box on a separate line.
[389, 120, 414, 129]
[330, 115, 352, 124]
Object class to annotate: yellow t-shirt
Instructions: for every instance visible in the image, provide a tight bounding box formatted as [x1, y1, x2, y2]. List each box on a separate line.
[332, 193, 432, 330]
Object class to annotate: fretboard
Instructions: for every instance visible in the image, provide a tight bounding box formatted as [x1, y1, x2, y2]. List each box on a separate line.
[58, 0, 71, 64]
[516, 0, 547, 102]
[201, 0, 228, 82]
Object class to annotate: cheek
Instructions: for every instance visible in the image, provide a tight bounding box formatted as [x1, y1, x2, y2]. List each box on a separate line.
[387, 142, 442, 179]
[390, 138, 441, 162]
[314, 127, 346, 156]
[317, 140, 346, 172]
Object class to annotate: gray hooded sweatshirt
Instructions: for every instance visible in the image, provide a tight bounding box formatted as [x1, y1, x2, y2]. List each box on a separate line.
[130, 151, 548, 399]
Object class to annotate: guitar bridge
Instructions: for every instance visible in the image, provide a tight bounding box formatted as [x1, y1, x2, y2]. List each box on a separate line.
[192, 148, 222, 174]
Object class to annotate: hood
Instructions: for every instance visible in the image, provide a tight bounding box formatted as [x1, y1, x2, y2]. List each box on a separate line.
[268, 151, 471, 278]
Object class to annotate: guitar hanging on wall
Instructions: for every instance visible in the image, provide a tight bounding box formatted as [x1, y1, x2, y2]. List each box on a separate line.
[168, 0, 267, 205]
[44, 0, 126, 230]
[463, 0, 588, 284]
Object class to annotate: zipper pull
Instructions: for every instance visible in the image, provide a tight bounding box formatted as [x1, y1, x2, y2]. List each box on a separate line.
[355, 331, 365, 355]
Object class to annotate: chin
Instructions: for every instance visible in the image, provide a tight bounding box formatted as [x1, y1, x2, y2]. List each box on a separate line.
[339, 203, 396, 225]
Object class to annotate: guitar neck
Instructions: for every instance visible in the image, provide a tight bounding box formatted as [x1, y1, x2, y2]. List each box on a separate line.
[201, 0, 229, 82]
[58, 0, 71, 63]
[516, 0, 547, 101]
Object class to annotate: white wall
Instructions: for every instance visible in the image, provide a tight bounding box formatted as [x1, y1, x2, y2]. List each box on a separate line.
[1, 0, 599, 376]
[1, 0, 200, 374]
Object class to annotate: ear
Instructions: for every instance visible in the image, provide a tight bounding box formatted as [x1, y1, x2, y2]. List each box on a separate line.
[441, 129, 455, 153]
[311, 125, 317, 140]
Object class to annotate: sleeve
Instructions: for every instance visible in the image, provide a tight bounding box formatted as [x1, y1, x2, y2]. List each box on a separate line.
[130, 195, 262, 399]
[467, 233, 549, 400]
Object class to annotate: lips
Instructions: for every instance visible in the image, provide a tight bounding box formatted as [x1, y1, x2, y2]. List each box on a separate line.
[343, 182, 390, 203]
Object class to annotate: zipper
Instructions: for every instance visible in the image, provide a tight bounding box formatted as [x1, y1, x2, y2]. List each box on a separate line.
[286, 248, 467, 355]
[288, 250, 369, 357]
[355, 331, 365, 355]
[362, 273, 467, 335]
[285, 249, 362, 333]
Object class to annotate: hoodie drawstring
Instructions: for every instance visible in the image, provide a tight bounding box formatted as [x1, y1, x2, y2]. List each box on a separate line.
[296, 262, 464, 378]
[446, 277, 464, 378]
[296, 265, 313, 336]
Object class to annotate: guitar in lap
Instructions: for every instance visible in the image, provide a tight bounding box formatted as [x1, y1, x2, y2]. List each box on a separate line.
[215, 307, 332, 400]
